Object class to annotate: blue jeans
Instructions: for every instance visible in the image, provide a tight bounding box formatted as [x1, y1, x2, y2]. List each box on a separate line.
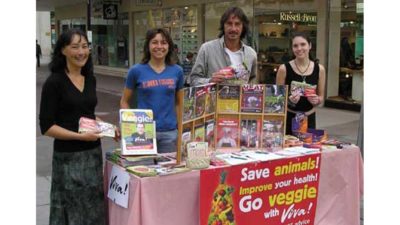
[156, 129, 178, 153]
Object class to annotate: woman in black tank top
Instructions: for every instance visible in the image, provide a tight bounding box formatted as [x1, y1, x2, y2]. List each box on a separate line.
[276, 32, 326, 135]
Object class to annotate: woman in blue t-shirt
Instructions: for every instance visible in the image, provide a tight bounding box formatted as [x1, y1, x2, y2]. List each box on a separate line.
[120, 28, 184, 153]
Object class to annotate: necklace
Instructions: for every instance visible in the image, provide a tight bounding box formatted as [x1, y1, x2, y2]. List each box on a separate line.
[294, 60, 311, 83]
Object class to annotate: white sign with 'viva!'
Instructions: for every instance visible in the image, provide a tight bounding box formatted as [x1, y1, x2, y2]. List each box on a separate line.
[107, 165, 130, 208]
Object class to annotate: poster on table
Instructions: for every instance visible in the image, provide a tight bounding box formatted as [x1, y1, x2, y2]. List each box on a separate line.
[200, 153, 321, 225]
[107, 165, 130, 208]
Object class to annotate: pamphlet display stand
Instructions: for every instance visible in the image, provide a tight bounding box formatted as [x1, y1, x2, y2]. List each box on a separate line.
[176, 83, 288, 163]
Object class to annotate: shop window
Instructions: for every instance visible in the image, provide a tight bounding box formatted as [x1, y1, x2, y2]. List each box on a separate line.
[255, 11, 317, 84]
[326, 0, 363, 109]
[133, 6, 199, 64]
[91, 12, 129, 68]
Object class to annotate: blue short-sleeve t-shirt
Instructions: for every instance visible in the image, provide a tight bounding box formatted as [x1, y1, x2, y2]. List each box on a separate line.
[125, 63, 184, 131]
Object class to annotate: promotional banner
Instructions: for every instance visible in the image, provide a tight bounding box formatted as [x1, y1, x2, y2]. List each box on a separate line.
[200, 153, 321, 225]
[107, 165, 130, 208]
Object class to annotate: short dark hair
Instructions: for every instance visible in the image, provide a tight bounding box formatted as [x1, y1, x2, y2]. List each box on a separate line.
[141, 28, 174, 65]
[186, 52, 194, 59]
[49, 28, 93, 76]
[218, 7, 250, 40]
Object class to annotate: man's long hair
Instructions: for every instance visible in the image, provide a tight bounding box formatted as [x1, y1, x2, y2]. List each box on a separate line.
[217, 7, 250, 40]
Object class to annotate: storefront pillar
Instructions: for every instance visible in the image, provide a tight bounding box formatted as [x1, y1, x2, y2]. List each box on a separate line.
[326, 0, 341, 98]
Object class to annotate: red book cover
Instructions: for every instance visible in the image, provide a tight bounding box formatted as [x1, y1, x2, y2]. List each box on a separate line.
[216, 117, 239, 148]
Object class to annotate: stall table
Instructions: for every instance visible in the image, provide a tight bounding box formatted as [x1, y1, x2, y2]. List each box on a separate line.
[105, 147, 363, 225]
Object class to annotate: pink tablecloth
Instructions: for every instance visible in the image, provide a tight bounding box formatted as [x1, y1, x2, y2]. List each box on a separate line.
[105, 147, 363, 225]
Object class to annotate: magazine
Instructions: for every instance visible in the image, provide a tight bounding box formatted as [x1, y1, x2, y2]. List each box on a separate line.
[194, 123, 205, 142]
[181, 127, 192, 159]
[78, 117, 116, 137]
[217, 85, 240, 113]
[195, 85, 207, 118]
[216, 117, 239, 148]
[205, 84, 217, 114]
[264, 84, 286, 114]
[262, 120, 284, 151]
[241, 84, 264, 113]
[120, 109, 157, 155]
[205, 119, 215, 149]
[240, 119, 261, 148]
[183, 87, 195, 122]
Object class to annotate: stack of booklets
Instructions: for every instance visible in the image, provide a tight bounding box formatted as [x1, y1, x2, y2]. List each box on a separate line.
[126, 164, 191, 177]
[106, 150, 176, 168]
[126, 165, 158, 177]
[106, 150, 156, 167]
[78, 117, 116, 137]
[120, 109, 157, 155]
[186, 142, 210, 169]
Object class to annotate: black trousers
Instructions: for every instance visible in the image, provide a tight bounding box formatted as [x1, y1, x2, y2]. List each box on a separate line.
[36, 55, 40, 67]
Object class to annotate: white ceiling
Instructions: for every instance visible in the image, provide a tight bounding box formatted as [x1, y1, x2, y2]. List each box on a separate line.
[36, 0, 86, 11]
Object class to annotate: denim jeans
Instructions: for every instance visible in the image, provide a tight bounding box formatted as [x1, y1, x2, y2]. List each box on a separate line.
[156, 129, 178, 153]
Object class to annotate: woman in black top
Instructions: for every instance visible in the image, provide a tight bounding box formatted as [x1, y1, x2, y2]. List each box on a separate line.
[39, 29, 107, 225]
[276, 32, 326, 135]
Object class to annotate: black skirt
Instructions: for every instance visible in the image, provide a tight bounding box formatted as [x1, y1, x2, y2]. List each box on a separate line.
[49, 146, 106, 225]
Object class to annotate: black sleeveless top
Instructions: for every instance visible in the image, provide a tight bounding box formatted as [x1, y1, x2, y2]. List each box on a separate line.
[284, 62, 319, 112]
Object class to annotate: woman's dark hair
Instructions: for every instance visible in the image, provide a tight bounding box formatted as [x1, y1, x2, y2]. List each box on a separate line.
[290, 31, 316, 61]
[218, 7, 250, 40]
[141, 28, 174, 65]
[49, 28, 93, 76]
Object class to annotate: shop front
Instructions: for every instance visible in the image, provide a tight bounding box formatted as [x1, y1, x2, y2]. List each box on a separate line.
[53, 0, 363, 111]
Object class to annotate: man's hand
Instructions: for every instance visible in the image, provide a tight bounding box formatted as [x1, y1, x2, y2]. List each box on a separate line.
[210, 71, 227, 83]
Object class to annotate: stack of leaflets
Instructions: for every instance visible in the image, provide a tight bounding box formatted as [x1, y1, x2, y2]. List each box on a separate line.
[150, 165, 191, 176]
[214, 152, 258, 165]
[78, 117, 116, 137]
[290, 81, 317, 97]
[218, 63, 250, 84]
[106, 150, 156, 167]
[186, 142, 210, 169]
[120, 109, 157, 155]
[240, 150, 285, 161]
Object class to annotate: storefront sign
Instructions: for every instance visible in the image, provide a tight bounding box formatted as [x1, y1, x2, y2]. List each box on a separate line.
[103, 4, 118, 20]
[280, 12, 317, 23]
[136, 0, 159, 6]
[200, 153, 321, 225]
[107, 165, 130, 208]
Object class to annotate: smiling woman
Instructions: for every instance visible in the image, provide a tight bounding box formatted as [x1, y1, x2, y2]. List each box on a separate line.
[39, 28, 110, 225]
[120, 28, 184, 153]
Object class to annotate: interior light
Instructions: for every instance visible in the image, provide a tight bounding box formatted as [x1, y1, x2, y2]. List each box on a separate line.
[345, 74, 349, 78]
